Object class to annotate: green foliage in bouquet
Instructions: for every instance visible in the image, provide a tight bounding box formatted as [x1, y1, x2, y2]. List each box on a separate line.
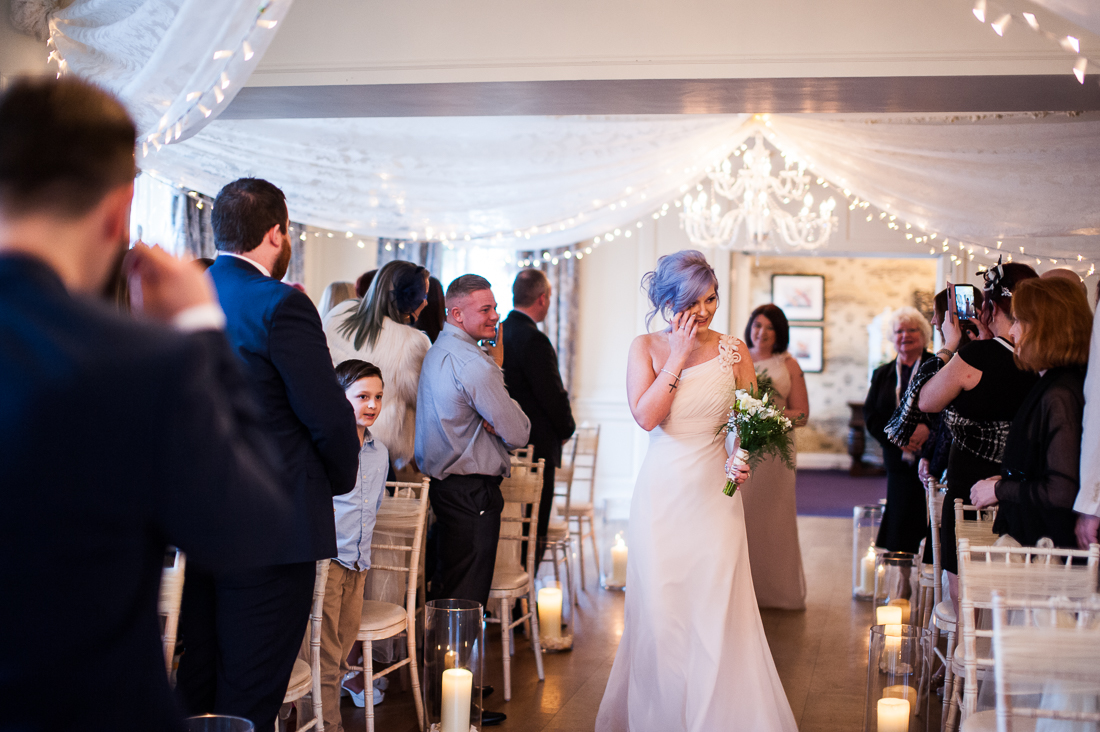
[717, 374, 797, 472]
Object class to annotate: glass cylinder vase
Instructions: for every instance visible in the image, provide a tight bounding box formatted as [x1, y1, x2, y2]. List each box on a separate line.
[423, 599, 484, 732]
[853, 504, 884, 599]
[874, 552, 918, 623]
[864, 624, 931, 732]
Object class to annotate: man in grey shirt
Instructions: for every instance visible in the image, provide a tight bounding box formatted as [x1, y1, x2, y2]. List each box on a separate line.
[416, 274, 531, 610]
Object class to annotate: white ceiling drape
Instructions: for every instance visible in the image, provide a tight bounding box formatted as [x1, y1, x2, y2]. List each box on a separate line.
[764, 112, 1100, 249]
[48, 0, 294, 142]
[142, 115, 754, 251]
[138, 112, 1100, 258]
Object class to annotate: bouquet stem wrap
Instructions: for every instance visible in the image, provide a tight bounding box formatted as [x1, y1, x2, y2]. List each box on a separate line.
[724, 447, 750, 496]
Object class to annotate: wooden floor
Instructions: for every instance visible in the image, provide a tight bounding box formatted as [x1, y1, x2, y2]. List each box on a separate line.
[332, 516, 886, 731]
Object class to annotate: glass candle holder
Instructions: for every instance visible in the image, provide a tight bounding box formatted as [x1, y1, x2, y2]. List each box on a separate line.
[423, 599, 484, 732]
[874, 552, 918, 621]
[853, 504, 884, 599]
[864, 624, 931, 732]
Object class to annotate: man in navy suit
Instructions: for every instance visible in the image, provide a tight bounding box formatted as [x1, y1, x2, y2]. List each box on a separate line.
[501, 269, 576, 574]
[176, 179, 360, 728]
[0, 78, 297, 731]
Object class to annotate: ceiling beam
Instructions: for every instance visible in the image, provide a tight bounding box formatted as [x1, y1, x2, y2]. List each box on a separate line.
[220, 75, 1100, 118]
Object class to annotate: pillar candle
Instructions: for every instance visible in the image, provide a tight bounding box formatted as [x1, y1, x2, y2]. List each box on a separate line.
[883, 685, 918, 710]
[538, 587, 563, 639]
[444, 650, 457, 670]
[877, 697, 909, 732]
[441, 668, 472, 732]
[859, 549, 876, 595]
[876, 605, 903, 626]
[882, 625, 902, 673]
[888, 598, 911, 624]
[610, 536, 628, 585]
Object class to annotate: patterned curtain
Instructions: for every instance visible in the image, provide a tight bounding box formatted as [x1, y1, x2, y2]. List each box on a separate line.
[376, 238, 443, 276]
[172, 189, 306, 283]
[519, 247, 580, 393]
[172, 190, 215, 259]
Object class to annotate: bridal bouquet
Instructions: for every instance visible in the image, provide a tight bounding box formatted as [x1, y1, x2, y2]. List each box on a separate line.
[717, 374, 796, 496]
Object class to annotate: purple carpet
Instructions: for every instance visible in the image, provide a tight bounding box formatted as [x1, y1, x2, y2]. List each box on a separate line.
[795, 469, 887, 518]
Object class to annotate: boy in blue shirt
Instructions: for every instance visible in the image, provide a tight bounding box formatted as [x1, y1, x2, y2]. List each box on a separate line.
[315, 359, 388, 730]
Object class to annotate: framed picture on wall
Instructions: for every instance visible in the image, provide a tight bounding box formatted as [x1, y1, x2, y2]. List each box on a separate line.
[788, 325, 824, 373]
[771, 274, 825, 322]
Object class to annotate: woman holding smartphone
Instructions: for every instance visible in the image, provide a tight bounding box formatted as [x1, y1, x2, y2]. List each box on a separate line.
[918, 262, 1038, 611]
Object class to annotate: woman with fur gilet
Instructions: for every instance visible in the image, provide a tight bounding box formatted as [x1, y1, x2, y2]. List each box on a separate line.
[324, 261, 431, 468]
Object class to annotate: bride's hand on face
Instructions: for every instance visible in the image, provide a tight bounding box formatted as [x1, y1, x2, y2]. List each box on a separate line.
[667, 311, 698, 361]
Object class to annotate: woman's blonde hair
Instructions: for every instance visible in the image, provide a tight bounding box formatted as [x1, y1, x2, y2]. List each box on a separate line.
[1012, 278, 1092, 372]
[889, 306, 932, 349]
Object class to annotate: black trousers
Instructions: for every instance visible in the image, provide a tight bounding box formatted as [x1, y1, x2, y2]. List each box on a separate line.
[428, 473, 504, 609]
[176, 561, 316, 730]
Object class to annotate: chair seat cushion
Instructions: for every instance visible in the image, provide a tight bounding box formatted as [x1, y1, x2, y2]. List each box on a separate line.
[360, 600, 407, 634]
[933, 600, 956, 629]
[546, 521, 569, 540]
[565, 502, 593, 515]
[960, 709, 1034, 732]
[283, 657, 312, 701]
[491, 568, 530, 592]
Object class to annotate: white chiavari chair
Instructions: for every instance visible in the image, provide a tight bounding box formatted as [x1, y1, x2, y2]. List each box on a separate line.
[958, 592, 1100, 732]
[565, 424, 601, 590]
[950, 539, 1100, 731]
[487, 459, 546, 701]
[279, 559, 330, 732]
[350, 479, 430, 732]
[158, 548, 186, 682]
[544, 435, 578, 607]
[918, 480, 958, 731]
[954, 498, 999, 548]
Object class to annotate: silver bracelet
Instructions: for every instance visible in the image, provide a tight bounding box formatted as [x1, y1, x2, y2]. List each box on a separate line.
[660, 368, 681, 392]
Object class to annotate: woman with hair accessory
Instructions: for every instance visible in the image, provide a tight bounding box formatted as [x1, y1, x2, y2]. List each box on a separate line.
[596, 250, 797, 732]
[414, 275, 445, 343]
[918, 260, 1039, 611]
[969, 278, 1093, 550]
[739, 303, 808, 610]
[323, 260, 431, 468]
[865, 307, 936, 555]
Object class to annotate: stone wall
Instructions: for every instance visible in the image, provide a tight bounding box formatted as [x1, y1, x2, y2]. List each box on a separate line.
[745, 256, 938, 455]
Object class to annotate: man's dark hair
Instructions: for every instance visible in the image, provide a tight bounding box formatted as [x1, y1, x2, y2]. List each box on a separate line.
[334, 359, 384, 391]
[211, 178, 288, 253]
[512, 268, 550, 308]
[445, 274, 493, 304]
[0, 77, 136, 218]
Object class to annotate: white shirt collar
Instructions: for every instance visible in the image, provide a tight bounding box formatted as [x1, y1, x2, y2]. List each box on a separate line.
[218, 252, 271, 278]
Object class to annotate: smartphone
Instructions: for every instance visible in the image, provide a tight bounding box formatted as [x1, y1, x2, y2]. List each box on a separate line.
[954, 284, 976, 320]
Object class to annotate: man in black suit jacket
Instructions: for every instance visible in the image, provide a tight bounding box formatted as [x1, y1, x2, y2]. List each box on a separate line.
[176, 179, 359, 729]
[502, 269, 577, 573]
[0, 78, 296, 732]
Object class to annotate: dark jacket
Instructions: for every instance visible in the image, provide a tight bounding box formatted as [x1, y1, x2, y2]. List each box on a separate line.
[209, 255, 359, 563]
[865, 352, 935, 475]
[0, 254, 295, 731]
[501, 310, 576, 467]
[994, 366, 1086, 549]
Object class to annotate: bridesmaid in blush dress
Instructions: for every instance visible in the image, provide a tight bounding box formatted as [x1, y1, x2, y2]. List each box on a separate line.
[740, 304, 809, 610]
[596, 251, 797, 732]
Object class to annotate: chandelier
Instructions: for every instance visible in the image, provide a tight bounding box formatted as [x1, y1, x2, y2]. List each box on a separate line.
[681, 131, 838, 251]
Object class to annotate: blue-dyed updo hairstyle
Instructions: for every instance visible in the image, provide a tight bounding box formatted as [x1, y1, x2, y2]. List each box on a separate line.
[641, 250, 720, 330]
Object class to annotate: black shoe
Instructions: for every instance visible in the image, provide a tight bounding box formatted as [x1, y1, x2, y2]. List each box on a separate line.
[481, 685, 494, 699]
[483, 710, 507, 726]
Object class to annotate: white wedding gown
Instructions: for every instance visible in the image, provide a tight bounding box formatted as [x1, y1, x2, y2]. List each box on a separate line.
[595, 335, 798, 732]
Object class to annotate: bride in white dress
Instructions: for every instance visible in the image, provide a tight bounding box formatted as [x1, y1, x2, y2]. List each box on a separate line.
[596, 251, 798, 732]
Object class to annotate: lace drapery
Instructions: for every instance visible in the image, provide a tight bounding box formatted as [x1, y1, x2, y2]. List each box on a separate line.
[141, 114, 754, 251]
[137, 112, 1100, 256]
[47, 0, 294, 142]
[764, 113, 1100, 242]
